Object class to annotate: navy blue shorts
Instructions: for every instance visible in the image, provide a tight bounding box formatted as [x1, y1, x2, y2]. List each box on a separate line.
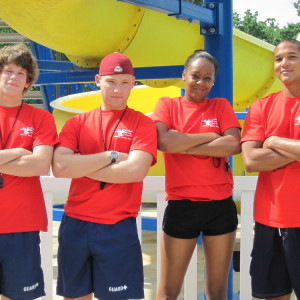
[0, 231, 45, 300]
[57, 215, 144, 299]
[251, 222, 300, 299]
[163, 196, 238, 238]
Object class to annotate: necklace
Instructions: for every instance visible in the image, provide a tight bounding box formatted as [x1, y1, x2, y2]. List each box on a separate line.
[0, 102, 24, 188]
[99, 106, 128, 190]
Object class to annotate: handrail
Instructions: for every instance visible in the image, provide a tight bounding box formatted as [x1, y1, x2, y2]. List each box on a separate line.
[40, 175, 257, 300]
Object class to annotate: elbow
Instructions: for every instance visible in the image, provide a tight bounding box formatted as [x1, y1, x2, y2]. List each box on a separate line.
[157, 140, 168, 153]
[125, 165, 150, 183]
[35, 162, 51, 176]
[243, 158, 258, 173]
[244, 164, 256, 173]
[52, 163, 69, 178]
[230, 144, 242, 156]
[129, 170, 147, 182]
[157, 136, 174, 153]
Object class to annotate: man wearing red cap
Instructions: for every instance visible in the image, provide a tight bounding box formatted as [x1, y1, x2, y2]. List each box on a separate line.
[53, 52, 157, 300]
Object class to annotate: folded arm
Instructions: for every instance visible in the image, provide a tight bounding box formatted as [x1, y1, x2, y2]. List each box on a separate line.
[52, 146, 128, 178]
[0, 145, 54, 176]
[263, 136, 300, 161]
[242, 140, 294, 172]
[156, 121, 220, 153]
[185, 127, 241, 157]
[0, 148, 32, 166]
[86, 150, 153, 183]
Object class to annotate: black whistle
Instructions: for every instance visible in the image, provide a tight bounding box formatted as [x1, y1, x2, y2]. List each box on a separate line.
[100, 181, 106, 190]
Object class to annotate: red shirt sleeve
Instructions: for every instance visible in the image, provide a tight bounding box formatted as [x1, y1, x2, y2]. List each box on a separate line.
[241, 101, 265, 143]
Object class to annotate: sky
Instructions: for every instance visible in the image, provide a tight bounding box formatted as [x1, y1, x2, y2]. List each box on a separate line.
[233, 0, 299, 27]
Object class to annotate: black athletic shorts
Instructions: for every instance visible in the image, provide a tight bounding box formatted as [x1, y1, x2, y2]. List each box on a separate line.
[250, 222, 300, 299]
[162, 196, 238, 238]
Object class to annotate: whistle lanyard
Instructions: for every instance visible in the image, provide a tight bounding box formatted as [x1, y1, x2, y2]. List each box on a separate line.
[0, 102, 23, 150]
[99, 106, 127, 190]
[0, 102, 23, 188]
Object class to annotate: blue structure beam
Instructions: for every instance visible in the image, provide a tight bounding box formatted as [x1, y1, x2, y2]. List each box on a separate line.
[204, 0, 233, 105]
[36, 65, 184, 85]
[118, 0, 216, 27]
[37, 60, 75, 71]
[29, 42, 55, 111]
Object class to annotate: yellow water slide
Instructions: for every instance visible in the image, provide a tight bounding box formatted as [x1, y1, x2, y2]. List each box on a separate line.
[0, 0, 282, 178]
[0, 0, 281, 110]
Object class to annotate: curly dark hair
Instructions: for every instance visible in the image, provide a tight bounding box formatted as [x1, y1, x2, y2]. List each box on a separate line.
[0, 44, 38, 94]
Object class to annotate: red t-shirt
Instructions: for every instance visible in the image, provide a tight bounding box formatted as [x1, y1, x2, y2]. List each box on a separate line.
[58, 107, 157, 224]
[0, 103, 59, 233]
[242, 91, 300, 227]
[152, 96, 241, 201]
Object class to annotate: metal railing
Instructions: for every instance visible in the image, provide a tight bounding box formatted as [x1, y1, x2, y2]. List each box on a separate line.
[39, 175, 262, 300]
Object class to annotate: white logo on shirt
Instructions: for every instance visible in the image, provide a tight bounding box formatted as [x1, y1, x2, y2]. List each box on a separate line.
[114, 129, 133, 140]
[23, 282, 39, 292]
[202, 118, 219, 128]
[20, 127, 34, 137]
[295, 116, 300, 126]
[109, 285, 128, 292]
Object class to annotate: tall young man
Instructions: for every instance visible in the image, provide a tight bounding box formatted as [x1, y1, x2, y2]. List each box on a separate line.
[53, 52, 157, 300]
[242, 38, 300, 300]
[0, 44, 58, 300]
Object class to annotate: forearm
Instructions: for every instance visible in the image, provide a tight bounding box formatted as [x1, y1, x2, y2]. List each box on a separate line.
[86, 161, 143, 183]
[53, 151, 111, 178]
[0, 148, 30, 166]
[186, 135, 241, 157]
[242, 147, 294, 172]
[0, 154, 49, 176]
[158, 131, 219, 153]
[86, 150, 153, 183]
[265, 136, 300, 161]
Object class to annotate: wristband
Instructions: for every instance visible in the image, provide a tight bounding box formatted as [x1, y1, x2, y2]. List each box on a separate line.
[109, 151, 119, 164]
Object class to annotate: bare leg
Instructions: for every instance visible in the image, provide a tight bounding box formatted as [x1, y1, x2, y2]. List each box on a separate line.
[2, 296, 11, 300]
[155, 232, 197, 300]
[202, 231, 236, 300]
[64, 294, 93, 300]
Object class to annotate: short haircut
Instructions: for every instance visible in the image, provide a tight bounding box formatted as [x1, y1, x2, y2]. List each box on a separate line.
[184, 49, 218, 75]
[275, 38, 300, 52]
[0, 44, 38, 94]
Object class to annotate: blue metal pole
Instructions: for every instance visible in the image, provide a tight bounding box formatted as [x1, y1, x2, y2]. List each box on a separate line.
[203, 2, 235, 300]
[204, 0, 233, 106]
[29, 41, 55, 112]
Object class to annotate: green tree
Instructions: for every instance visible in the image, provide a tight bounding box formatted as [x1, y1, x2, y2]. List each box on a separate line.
[186, 0, 203, 5]
[294, 0, 300, 16]
[233, 7, 300, 45]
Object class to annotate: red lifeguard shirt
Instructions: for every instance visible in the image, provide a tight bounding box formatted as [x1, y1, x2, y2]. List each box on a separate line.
[152, 96, 241, 201]
[242, 91, 300, 228]
[58, 107, 157, 224]
[0, 103, 59, 233]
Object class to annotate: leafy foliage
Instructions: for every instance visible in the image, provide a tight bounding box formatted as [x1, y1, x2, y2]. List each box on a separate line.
[185, 0, 203, 5]
[294, 0, 300, 16]
[233, 3, 300, 45]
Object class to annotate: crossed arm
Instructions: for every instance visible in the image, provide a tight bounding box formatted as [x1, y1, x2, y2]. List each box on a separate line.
[0, 145, 54, 177]
[52, 147, 153, 183]
[156, 121, 241, 157]
[241, 136, 300, 172]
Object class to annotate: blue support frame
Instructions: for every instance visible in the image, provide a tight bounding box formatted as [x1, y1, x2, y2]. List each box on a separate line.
[40, 2, 239, 299]
[29, 42, 56, 112]
[117, 0, 216, 27]
[36, 65, 184, 85]
[203, 0, 233, 105]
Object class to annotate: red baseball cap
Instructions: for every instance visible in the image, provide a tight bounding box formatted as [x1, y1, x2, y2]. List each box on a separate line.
[99, 52, 134, 76]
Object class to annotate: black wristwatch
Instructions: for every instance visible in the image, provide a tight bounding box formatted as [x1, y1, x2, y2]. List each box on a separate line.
[109, 151, 119, 164]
